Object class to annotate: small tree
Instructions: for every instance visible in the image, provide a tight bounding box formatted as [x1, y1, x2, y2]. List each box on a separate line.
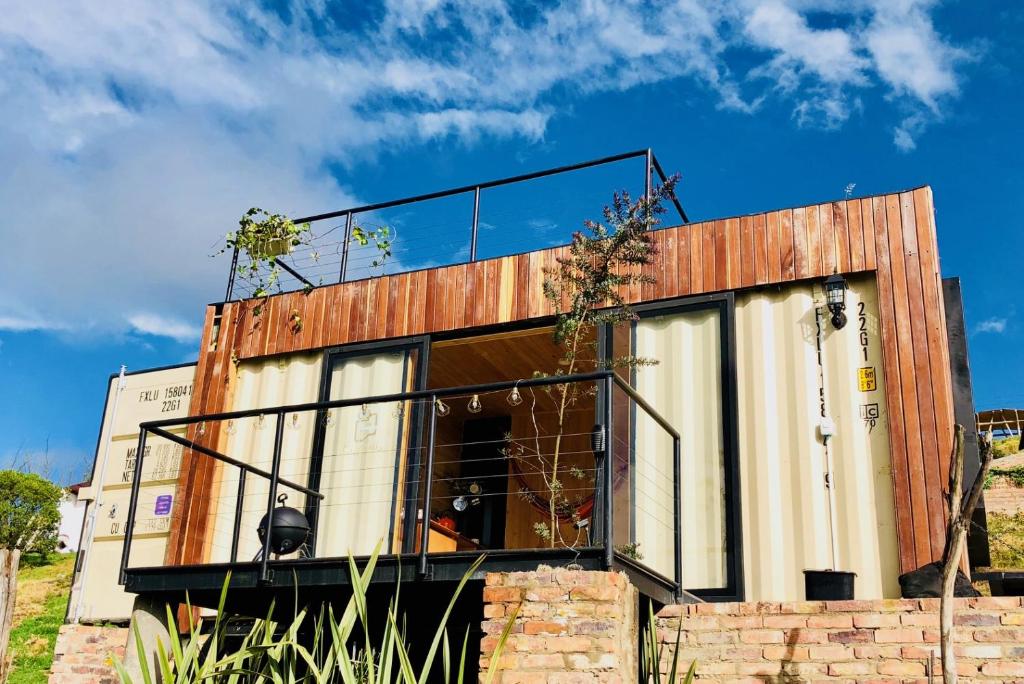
[507, 176, 679, 547]
[940, 426, 994, 684]
[0, 470, 63, 679]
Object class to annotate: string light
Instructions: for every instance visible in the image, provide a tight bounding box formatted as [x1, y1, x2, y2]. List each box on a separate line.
[467, 394, 482, 413]
[257, 414, 266, 430]
[435, 398, 450, 417]
[393, 402, 404, 419]
[290, 413, 300, 430]
[198, 421, 206, 436]
[226, 420, 237, 435]
[507, 383, 523, 406]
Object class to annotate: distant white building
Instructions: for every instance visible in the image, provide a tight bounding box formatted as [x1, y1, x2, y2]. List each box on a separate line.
[57, 482, 87, 553]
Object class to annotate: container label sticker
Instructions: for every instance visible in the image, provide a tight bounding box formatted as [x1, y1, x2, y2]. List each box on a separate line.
[154, 494, 173, 516]
[858, 367, 877, 392]
[860, 403, 880, 432]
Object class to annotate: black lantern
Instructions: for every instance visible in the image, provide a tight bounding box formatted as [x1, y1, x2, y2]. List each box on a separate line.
[824, 274, 847, 330]
[257, 494, 310, 557]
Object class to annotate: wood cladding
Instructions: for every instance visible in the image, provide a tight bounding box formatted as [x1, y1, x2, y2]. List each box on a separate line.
[170, 186, 953, 575]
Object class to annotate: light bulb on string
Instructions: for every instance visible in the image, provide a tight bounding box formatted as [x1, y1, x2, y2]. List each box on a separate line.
[507, 383, 523, 406]
[257, 414, 266, 430]
[435, 398, 450, 417]
[198, 421, 206, 436]
[467, 395, 483, 413]
[226, 420, 237, 435]
[290, 413, 300, 430]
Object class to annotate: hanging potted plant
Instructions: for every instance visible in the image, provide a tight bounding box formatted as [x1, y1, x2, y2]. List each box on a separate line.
[220, 207, 313, 299]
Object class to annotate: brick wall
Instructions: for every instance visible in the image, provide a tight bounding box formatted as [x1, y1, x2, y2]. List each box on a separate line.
[49, 624, 126, 684]
[479, 567, 638, 683]
[656, 596, 1024, 681]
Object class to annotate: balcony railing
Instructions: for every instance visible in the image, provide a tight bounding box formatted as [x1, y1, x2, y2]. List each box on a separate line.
[118, 371, 683, 598]
[224, 149, 687, 301]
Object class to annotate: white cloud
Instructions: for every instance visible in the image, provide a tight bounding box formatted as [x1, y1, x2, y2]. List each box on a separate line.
[0, 0, 970, 339]
[127, 313, 202, 343]
[974, 317, 1007, 335]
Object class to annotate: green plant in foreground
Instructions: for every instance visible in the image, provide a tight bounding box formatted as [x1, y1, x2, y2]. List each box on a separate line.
[113, 547, 517, 683]
[640, 600, 695, 684]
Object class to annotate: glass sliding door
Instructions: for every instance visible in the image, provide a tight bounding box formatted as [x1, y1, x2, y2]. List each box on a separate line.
[631, 295, 740, 597]
[309, 343, 421, 557]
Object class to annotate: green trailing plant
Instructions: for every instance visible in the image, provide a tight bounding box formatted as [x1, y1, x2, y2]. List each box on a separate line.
[507, 176, 679, 548]
[113, 546, 516, 683]
[221, 208, 314, 299]
[351, 224, 394, 270]
[640, 599, 695, 684]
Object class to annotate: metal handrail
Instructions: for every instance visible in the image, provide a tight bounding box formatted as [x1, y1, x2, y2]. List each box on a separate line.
[224, 149, 687, 301]
[121, 370, 682, 592]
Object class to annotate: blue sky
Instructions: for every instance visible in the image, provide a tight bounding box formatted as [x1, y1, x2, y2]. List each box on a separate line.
[0, 1, 1020, 483]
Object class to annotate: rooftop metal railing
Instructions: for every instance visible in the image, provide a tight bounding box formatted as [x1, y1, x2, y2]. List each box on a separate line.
[224, 149, 686, 301]
[118, 371, 682, 597]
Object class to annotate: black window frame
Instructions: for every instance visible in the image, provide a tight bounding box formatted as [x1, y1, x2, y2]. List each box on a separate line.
[624, 292, 744, 602]
[303, 336, 430, 555]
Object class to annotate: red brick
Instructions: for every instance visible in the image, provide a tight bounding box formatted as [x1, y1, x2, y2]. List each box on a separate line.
[523, 621, 566, 635]
[972, 626, 1024, 641]
[899, 613, 938, 627]
[483, 586, 522, 603]
[483, 603, 505, 619]
[783, 628, 829, 644]
[981, 661, 1024, 676]
[763, 615, 808, 628]
[829, 629, 873, 644]
[853, 613, 900, 628]
[954, 612, 999, 626]
[568, 585, 619, 602]
[807, 614, 853, 629]
[828, 661, 873, 675]
[877, 660, 925, 676]
[873, 628, 923, 643]
[779, 601, 825, 614]
[525, 587, 568, 602]
[763, 646, 809, 661]
[807, 645, 849, 661]
[739, 629, 785, 644]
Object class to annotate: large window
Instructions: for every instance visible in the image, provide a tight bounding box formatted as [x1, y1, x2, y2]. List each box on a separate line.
[629, 295, 741, 599]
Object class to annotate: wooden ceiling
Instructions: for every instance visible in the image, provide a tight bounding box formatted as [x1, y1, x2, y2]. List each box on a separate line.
[428, 326, 596, 389]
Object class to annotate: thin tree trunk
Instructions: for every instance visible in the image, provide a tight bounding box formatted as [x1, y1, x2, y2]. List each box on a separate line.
[940, 426, 993, 684]
[0, 547, 22, 683]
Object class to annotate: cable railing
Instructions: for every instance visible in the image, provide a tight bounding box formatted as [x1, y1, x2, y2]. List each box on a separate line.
[119, 371, 682, 596]
[224, 149, 687, 301]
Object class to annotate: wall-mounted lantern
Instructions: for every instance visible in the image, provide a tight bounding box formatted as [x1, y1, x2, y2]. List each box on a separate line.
[824, 274, 848, 330]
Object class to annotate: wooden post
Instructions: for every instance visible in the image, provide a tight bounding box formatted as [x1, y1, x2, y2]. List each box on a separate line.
[0, 547, 21, 682]
[939, 425, 993, 684]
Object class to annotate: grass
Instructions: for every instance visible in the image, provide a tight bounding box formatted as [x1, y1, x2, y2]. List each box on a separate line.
[993, 435, 1022, 459]
[6, 554, 75, 684]
[986, 512, 1024, 570]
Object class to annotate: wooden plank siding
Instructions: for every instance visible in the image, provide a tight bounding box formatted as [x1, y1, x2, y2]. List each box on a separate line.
[169, 186, 953, 575]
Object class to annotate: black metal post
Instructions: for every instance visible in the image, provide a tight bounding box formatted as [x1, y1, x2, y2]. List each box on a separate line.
[603, 376, 614, 570]
[469, 187, 480, 262]
[118, 429, 147, 585]
[417, 396, 438, 577]
[224, 245, 239, 302]
[339, 212, 353, 283]
[230, 469, 247, 563]
[259, 413, 285, 584]
[672, 434, 682, 599]
[644, 149, 653, 200]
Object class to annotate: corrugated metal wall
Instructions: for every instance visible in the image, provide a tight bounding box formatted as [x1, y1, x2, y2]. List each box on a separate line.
[736, 275, 900, 600]
[206, 353, 323, 563]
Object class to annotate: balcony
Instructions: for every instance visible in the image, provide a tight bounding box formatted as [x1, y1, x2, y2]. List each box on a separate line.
[222, 149, 687, 302]
[118, 371, 686, 610]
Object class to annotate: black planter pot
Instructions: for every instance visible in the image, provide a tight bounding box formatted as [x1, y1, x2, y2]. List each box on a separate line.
[803, 569, 856, 600]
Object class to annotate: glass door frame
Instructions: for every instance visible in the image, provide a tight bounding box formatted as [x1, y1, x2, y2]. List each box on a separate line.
[303, 336, 431, 556]
[622, 292, 743, 601]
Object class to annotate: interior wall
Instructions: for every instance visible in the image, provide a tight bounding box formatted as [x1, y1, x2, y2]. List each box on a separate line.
[735, 275, 900, 600]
